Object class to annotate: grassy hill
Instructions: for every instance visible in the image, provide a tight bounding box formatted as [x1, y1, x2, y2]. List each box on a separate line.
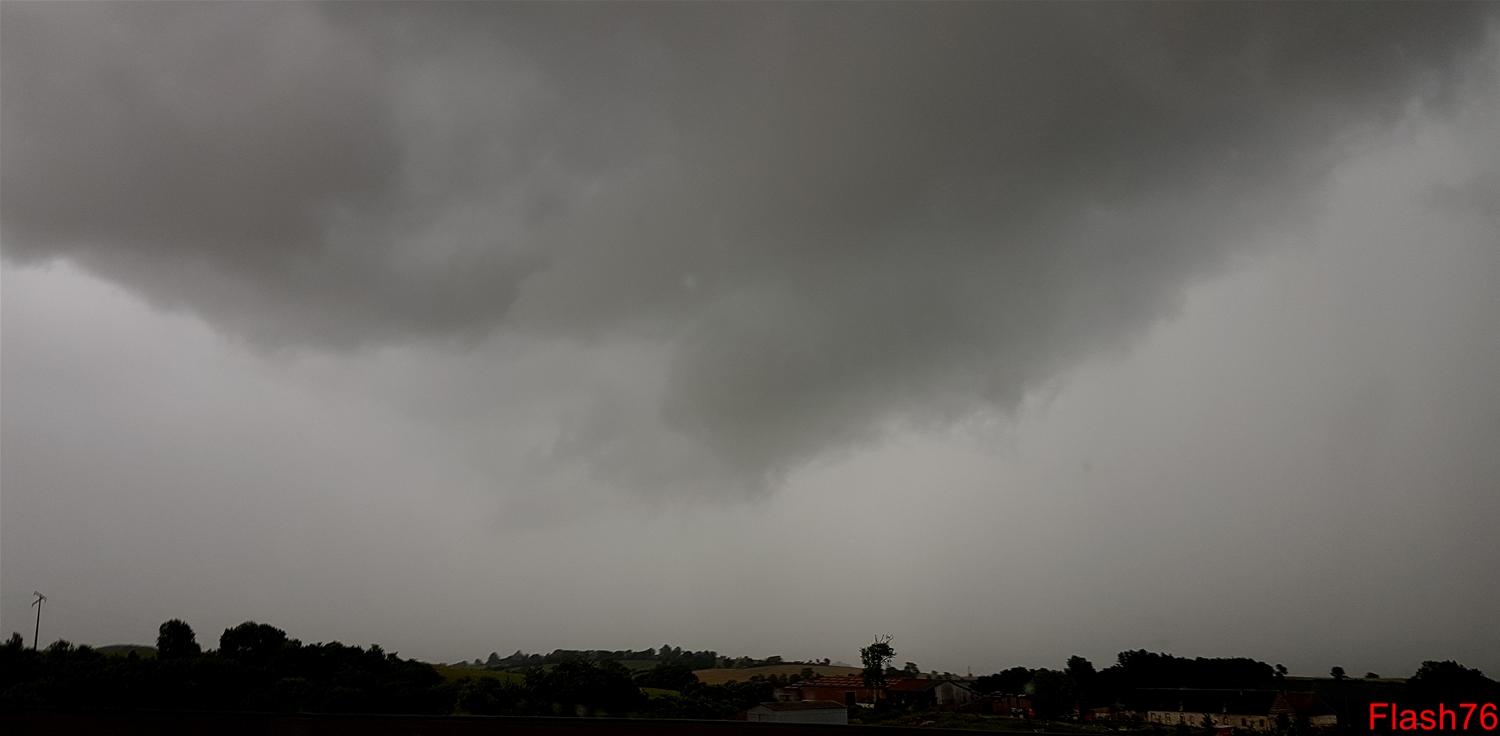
[432, 664, 525, 685]
[692, 664, 861, 685]
[97, 644, 156, 658]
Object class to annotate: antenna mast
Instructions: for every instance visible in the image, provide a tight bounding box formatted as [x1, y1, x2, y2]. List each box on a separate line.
[31, 591, 47, 650]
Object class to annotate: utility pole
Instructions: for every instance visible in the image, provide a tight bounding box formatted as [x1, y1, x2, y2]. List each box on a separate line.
[31, 591, 46, 650]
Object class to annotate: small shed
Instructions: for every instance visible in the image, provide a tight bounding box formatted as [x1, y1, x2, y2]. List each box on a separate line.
[746, 700, 850, 725]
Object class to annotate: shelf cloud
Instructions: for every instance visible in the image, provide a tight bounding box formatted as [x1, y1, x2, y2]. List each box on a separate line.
[3, 3, 1495, 497]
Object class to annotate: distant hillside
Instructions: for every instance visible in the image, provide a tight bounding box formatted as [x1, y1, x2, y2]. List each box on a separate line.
[1287, 674, 1408, 684]
[692, 664, 861, 685]
[97, 644, 156, 658]
[432, 663, 524, 684]
[478, 646, 720, 671]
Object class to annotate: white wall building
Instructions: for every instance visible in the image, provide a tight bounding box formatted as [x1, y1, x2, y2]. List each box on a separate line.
[746, 700, 849, 725]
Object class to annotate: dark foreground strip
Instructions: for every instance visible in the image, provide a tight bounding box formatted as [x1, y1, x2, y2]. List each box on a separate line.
[2, 712, 1083, 736]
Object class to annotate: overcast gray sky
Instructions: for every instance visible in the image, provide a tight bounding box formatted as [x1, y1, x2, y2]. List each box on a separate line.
[2, 2, 1498, 677]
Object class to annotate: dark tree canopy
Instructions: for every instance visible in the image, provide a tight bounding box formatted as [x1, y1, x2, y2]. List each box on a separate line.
[219, 621, 290, 663]
[635, 661, 696, 691]
[974, 666, 1033, 695]
[1028, 669, 1077, 719]
[859, 635, 896, 691]
[526, 657, 644, 716]
[1067, 655, 1096, 680]
[1407, 660, 1496, 701]
[156, 619, 200, 660]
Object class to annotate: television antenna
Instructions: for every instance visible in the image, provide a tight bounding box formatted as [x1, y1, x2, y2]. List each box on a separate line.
[31, 591, 47, 650]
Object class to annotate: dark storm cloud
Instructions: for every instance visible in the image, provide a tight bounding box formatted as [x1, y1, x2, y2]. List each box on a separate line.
[2, 2, 1494, 495]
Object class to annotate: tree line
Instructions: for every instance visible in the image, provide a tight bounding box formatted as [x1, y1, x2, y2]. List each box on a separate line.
[4, 622, 1494, 724]
[477, 644, 721, 672]
[0, 620, 778, 718]
[1, 621, 449, 715]
[968, 650, 1499, 724]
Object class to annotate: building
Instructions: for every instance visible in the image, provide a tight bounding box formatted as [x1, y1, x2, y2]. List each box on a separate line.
[1139, 689, 1280, 731]
[1271, 692, 1338, 729]
[1133, 689, 1337, 732]
[884, 678, 978, 709]
[1128, 692, 1332, 731]
[746, 701, 849, 725]
[778, 675, 975, 709]
[782, 675, 878, 706]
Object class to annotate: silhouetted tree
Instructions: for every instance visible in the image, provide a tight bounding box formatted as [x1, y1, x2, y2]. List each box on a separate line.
[1407, 661, 1496, 702]
[1067, 655, 1096, 706]
[636, 661, 696, 691]
[219, 621, 288, 664]
[1029, 669, 1077, 719]
[527, 657, 643, 716]
[455, 676, 522, 715]
[157, 619, 201, 660]
[1330, 666, 1346, 681]
[860, 635, 896, 693]
[975, 666, 1032, 695]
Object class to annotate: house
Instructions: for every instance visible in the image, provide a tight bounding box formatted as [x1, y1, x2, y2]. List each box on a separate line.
[745, 701, 849, 725]
[1133, 689, 1337, 732]
[1138, 689, 1280, 731]
[885, 678, 978, 709]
